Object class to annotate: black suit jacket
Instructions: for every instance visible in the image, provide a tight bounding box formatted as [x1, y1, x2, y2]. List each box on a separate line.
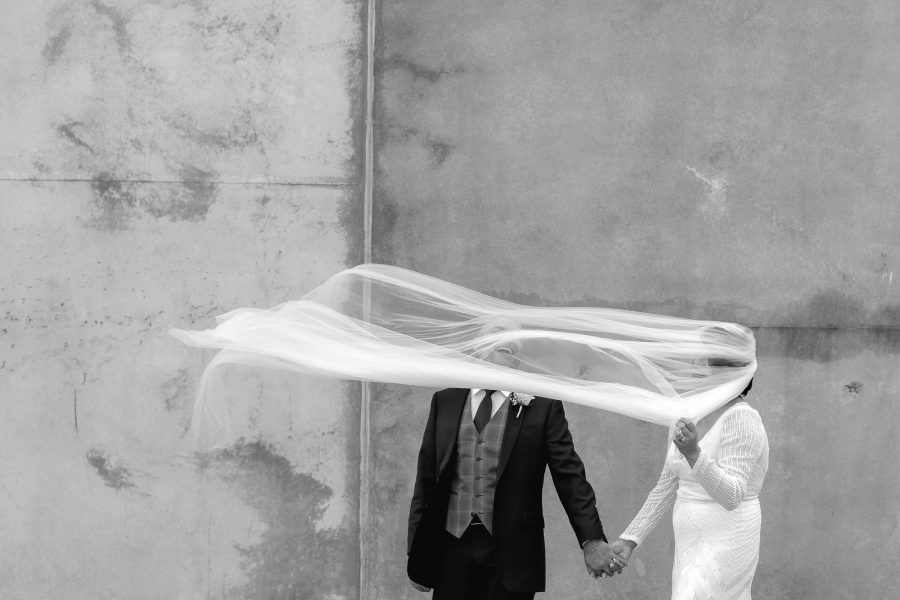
[407, 388, 606, 592]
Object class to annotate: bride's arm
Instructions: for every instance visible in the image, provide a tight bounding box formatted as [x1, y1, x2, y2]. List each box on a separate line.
[618, 460, 678, 547]
[691, 407, 766, 510]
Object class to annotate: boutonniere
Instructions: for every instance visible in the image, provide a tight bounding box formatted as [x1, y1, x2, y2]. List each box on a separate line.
[509, 392, 534, 418]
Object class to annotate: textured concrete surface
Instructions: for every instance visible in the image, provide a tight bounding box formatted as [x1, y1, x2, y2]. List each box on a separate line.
[0, 0, 366, 598]
[0, 182, 361, 599]
[1, 1, 362, 184]
[5, 0, 900, 598]
[372, 1, 900, 598]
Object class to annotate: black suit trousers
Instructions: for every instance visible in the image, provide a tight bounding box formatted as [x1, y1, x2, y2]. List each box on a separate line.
[434, 525, 534, 600]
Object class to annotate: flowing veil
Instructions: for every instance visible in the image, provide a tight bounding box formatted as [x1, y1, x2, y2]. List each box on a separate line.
[171, 264, 756, 437]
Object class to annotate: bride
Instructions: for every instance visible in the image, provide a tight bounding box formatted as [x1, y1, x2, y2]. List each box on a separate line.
[611, 376, 769, 600]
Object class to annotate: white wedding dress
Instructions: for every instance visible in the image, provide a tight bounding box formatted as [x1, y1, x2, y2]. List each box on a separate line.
[621, 402, 769, 599]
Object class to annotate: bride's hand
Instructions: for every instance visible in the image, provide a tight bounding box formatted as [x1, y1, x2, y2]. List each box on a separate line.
[610, 538, 636, 562]
[673, 417, 700, 465]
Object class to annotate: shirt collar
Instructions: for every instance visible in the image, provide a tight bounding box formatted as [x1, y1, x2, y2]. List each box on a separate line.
[472, 389, 511, 399]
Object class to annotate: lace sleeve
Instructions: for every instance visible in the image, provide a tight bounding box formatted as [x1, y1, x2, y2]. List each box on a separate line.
[619, 460, 678, 546]
[692, 407, 766, 510]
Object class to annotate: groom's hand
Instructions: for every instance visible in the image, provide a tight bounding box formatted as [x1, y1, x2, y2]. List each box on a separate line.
[583, 539, 626, 578]
[409, 579, 431, 592]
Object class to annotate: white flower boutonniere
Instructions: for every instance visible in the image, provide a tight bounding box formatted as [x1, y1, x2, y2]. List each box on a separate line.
[509, 392, 534, 418]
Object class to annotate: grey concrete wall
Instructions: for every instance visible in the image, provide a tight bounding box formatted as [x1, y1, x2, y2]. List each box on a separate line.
[371, 1, 900, 599]
[4, 1, 900, 599]
[1, 1, 366, 598]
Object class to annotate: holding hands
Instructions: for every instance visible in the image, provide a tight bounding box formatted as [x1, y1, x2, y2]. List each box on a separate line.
[610, 538, 636, 563]
[583, 539, 628, 579]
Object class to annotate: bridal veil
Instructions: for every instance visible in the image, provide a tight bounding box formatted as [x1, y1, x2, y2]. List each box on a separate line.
[171, 264, 756, 436]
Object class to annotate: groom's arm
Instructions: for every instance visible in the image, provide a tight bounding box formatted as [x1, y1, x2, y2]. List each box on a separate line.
[544, 399, 606, 544]
[544, 399, 625, 576]
[408, 392, 439, 554]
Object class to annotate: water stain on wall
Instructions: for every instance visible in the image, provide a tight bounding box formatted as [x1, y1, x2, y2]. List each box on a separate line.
[381, 56, 464, 83]
[88, 173, 138, 231]
[391, 127, 453, 167]
[197, 439, 355, 599]
[843, 381, 863, 395]
[86, 169, 218, 230]
[425, 135, 453, 166]
[369, 198, 399, 265]
[167, 110, 261, 151]
[491, 288, 900, 364]
[86, 447, 135, 490]
[42, 26, 71, 64]
[143, 166, 218, 223]
[56, 122, 95, 154]
[91, 1, 132, 54]
[162, 368, 191, 412]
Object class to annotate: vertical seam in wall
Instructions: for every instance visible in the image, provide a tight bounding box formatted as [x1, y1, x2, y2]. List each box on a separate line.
[360, 0, 376, 598]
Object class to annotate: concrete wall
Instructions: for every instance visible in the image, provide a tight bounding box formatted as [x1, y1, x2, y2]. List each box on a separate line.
[371, 1, 900, 599]
[3, 1, 899, 599]
[1, 1, 366, 598]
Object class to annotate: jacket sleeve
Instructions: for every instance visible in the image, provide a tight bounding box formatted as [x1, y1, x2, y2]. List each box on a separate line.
[408, 392, 440, 554]
[545, 400, 606, 545]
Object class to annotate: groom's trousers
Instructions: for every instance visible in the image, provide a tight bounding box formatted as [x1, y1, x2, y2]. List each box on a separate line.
[433, 523, 534, 600]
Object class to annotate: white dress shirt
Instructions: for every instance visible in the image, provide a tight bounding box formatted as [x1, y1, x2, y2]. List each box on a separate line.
[470, 388, 511, 420]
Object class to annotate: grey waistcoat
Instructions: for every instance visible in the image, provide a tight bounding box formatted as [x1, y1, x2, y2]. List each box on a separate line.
[445, 398, 510, 537]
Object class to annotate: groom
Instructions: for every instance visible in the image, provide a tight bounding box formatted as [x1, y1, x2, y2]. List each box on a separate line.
[407, 321, 622, 599]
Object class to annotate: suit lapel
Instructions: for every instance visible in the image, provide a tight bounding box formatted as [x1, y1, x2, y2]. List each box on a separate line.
[436, 388, 468, 476]
[496, 397, 525, 481]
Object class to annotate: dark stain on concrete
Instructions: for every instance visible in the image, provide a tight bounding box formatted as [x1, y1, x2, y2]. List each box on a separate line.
[200, 14, 248, 37]
[332, 0, 368, 267]
[492, 288, 900, 364]
[425, 135, 453, 167]
[181, 110, 261, 150]
[843, 381, 863, 395]
[42, 26, 71, 64]
[57, 122, 95, 153]
[370, 197, 399, 265]
[176, 166, 218, 221]
[500, 287, 900, 331]
[338, 186, 366, 265]
[92, 1, 131, 53]
[873, 303, 900, 326]
[257, 13, 282, 44]
[86, 448, 134, 490]
[163, 368, 191, 411]
[753, 325, 897, 364]
[88, 173, 138, 231]
[382, 55, 464, 83]
[140, 166, 218, 223]
[386, 126, 452, 166]
[87, 169, 217, 230]
[781, 290, 868, 329]
[198, 439, 355, 599]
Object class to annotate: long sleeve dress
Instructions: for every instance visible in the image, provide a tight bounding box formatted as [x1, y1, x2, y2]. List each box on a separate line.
[620, 402, 769, 600]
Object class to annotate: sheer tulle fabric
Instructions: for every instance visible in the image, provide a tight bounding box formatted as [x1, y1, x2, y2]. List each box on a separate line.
[171, 264, 756, 436]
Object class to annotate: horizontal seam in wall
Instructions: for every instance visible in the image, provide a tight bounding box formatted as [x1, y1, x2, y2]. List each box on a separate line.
[752, 325, 900, 331]
[0, 177, 357, 188]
